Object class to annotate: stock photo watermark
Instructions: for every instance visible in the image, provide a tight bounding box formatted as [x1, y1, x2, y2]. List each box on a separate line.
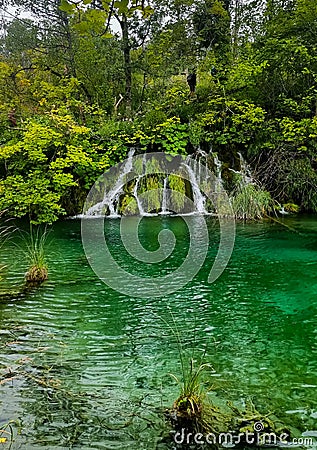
[172, 422, 315, 447]
[81, 152, 236, 297]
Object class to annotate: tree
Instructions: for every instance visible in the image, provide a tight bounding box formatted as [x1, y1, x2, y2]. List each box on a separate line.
[56, 0, 154, 112]
[193, 0, 231, 63]
[0, 18, 39, 56]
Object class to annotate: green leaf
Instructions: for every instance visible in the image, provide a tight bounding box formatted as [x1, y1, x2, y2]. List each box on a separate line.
[114, 0, 129, 13]
[73, 21, 91, 34]
[59, 0, 76, 13]
[101, 0, 112, 8]
[101, 32, 114, 38]
[142, 5, 154, 17]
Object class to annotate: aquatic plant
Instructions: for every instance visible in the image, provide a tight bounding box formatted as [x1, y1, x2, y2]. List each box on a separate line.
[0, 419, 20, 446]
[231, 183, 273, 220]
[23, 225, 49, 283]
[160, 313, 224, 435]
[162, 312, 293, 446]
[169, 358, 220, 435]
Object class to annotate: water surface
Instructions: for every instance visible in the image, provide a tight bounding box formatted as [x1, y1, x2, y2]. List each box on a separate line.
[0, 216, 316, 449]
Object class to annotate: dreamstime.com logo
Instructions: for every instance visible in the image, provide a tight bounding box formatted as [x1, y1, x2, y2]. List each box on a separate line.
[172, 422, 315, 447]
[81, 152, 236, 297]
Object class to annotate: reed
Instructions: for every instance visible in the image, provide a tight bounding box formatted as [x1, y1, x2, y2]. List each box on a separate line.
[231, 183, 273, 220]
[161, 312, 220, 435]
[23, 225, 49, 283]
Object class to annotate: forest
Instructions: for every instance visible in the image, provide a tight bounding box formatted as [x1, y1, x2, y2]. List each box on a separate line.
[0, 2, 317, 447]
[0, 0, 317, 223]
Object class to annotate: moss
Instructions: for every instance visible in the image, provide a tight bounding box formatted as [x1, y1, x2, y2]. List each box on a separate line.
[119, 194, 138, 215]
[25, 265, 48, 283]
[144, 176, 161, 212]
[168, 173, 186, 212]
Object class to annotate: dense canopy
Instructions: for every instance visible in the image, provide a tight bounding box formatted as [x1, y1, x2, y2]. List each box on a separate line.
[0, 0, 316, 222]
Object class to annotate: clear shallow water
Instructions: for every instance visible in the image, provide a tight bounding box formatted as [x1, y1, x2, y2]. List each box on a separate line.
[0, 216, 316, 449]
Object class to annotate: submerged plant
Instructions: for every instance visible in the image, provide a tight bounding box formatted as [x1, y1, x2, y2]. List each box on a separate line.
[161, 312, 292, 446]
[0, 419, 20, 445]
[23, 225, 49, 283]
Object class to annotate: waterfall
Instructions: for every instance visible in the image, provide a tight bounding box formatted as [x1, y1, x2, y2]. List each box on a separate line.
[229, 152, 253, 187]
[213, 153, 222, 181]
[160, 177, 170, 215]
[83, 149, 226, 218]
[195, 147, 208, 159]
[212, 153, 223, 191]
[183, 159, 207, 214]
[195, 147, 207, 182]
[133, 175, 145, 215]
[86, 148, 135, 217]
[238, 152, 253, 185]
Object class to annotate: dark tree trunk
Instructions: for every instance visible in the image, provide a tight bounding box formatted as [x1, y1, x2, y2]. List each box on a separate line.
[120, 14, 132, 111]
[223, 0, 231, 12]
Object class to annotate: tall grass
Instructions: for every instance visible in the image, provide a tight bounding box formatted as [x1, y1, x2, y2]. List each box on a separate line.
[23, 225, 49, 283]
[231, 183, 273, 220]
[0, 211, 14, 248]
[161, 312, 219, 434]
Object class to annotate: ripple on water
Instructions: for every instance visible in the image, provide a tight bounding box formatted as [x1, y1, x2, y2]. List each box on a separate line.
[0, 217, 316, 448]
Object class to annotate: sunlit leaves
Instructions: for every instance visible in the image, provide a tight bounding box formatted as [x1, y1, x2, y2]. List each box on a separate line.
[59, 0, 76, 13]
[0, 108, 110, 222]
[58, 0, 153, 25]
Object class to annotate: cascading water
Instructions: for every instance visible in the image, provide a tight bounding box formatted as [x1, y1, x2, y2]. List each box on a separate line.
[160, 177, 170, 215]
[86, 148, 136, 217]
[212, 153, 223, 191]
[238, 152, 253, 185]
[83, 149, 228, 218]
[133, 175, 145, 215]
[183, 158, 207, 214]
[229, 152, 254, 187]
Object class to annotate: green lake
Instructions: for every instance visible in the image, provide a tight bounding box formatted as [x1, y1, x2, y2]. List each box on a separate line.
[0, 215, 316, 449]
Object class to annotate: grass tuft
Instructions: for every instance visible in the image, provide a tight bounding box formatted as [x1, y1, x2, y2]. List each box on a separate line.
[22, 225, 49, 284]
[231, 183, 273, 220]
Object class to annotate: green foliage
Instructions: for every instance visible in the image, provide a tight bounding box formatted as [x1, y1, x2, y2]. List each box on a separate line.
[59, 0, 153, 25]
[0, 108, 110, 222]
[0, 19, 38, 55]
[231, 183, 273, 220]
[193, 0, 231, 61]
[282, 203, 300, 213]
[199, 99, 266, 142]
[168, 174, 186, 211]
[0, 0, 317, 219]
[118, 117, 189, 154]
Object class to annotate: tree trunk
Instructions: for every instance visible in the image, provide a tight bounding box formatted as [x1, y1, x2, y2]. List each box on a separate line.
[232, 0, 241, 59]
[120, 14, 132, 112]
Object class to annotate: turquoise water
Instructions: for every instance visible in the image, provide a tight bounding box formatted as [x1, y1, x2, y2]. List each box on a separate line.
[0, 216, 316, 449]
